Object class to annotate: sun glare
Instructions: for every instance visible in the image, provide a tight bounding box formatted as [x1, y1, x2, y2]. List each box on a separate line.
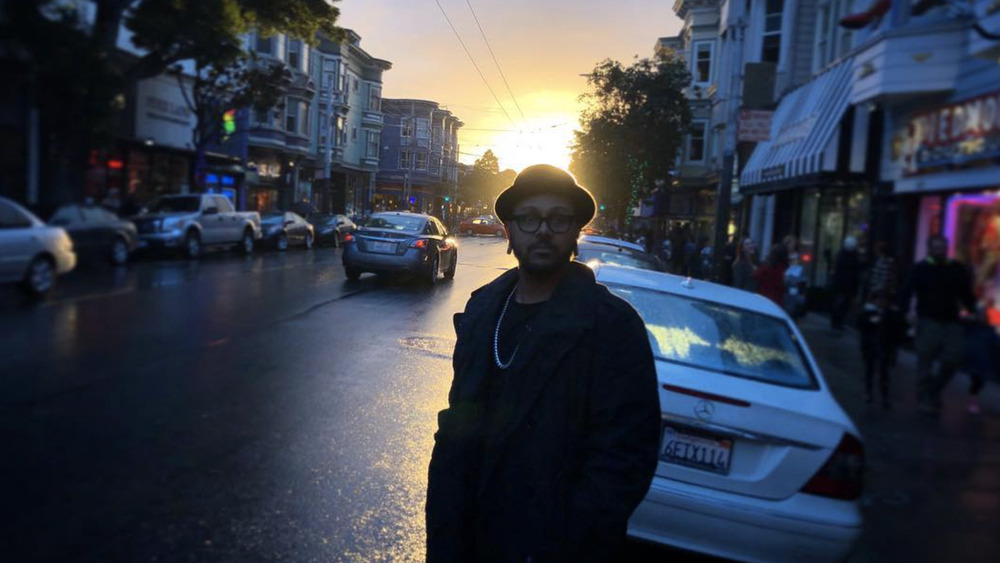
[458, 91, 581, 172]
[487, 117, 576, 172]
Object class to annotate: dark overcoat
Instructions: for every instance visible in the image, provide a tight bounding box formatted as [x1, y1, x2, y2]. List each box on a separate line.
[426, 263, 661, 562]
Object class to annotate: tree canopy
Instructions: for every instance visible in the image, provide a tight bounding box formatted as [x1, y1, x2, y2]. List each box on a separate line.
[459, 150, 515, 212]
[569, 53, 691, 226]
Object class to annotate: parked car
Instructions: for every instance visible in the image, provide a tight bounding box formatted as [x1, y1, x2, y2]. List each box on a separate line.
[343, 212, 457, 284]
[0, 196, 77, 298]
[579, 234, 646, 252]
[308, 213, 356, 247]
[575, 239, 664, 272]
[260, 211, 315, 250]
[589, 265, 863, 562]
[459, 215, 505, 237]
[132, 194, 261, 258]
[48, 204, 137, 266]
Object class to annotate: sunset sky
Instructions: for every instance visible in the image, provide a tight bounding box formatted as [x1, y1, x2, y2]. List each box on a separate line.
[339, 0, 682, 172]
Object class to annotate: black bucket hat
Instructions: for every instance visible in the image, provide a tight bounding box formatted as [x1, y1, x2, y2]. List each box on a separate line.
[494, 165, 596, 227]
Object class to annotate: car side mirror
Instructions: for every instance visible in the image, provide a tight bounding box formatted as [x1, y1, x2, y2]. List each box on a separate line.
[203, 207, 219, 216]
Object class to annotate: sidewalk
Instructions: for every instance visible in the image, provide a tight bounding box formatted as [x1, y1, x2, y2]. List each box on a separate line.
[796, 314, 1000, 563]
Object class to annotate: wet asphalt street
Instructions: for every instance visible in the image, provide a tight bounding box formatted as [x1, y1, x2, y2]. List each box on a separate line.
[0, 237, 516, 562]
[4, 236, 997, 562]
[0, 238, 695, 563]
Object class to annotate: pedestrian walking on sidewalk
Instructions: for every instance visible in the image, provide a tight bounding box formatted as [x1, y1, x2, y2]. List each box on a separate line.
[731, 237, 759, 292]
[426, 165, 661, 562]
[898, 235, 977, 414]
[831, 236, 863, 331]
[754, 244, 789, 306]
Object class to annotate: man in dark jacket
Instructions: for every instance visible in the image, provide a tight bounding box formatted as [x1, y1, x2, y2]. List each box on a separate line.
[831, 236, 863, 330]
[426, 165, 661, 563]
[899, 235, 977, 414]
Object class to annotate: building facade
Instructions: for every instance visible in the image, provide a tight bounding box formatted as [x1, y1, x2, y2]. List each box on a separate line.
[736, 0, 1000, 311]
[377, 99, 463, 220]
[312, 30, 391, 216]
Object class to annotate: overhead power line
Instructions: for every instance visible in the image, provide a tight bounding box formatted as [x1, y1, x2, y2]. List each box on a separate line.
[432, 0, 515, 126]
[464, 0, 525, 120]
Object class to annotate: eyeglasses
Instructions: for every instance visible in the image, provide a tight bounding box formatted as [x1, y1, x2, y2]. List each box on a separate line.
[510, 213, 577, 234]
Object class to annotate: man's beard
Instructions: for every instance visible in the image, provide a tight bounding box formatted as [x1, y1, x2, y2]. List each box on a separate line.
[513, 240, 575, 275]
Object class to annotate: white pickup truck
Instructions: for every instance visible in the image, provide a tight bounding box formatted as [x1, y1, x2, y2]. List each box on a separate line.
[133, 194, 262, 258]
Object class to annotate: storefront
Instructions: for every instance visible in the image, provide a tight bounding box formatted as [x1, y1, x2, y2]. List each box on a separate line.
[889, 85, 1000, 305]
[739, 57, 876, 297]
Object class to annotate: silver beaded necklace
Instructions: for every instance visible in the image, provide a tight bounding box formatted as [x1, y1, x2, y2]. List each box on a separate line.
[493, 284, 519, 370]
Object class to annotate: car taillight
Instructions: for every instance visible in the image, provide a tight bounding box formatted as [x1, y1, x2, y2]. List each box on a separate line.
[343, 233, 355, 243]
[411, 239, 428, 249]
[801, 433, 865, 500]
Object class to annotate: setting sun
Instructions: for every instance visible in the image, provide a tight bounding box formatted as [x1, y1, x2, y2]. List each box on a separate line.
[456, 90, 582, 172]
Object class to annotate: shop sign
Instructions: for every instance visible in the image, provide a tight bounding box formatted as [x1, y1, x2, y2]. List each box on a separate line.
[773, 114, 817, 147]
[135, 75, 196, 151]
[761, 164, 785, 182]
[897, 88, 1000, 176]
[738, 110, 773, 142]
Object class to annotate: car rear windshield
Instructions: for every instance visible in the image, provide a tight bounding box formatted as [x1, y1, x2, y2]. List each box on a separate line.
[148, 196, 200, 213]
[576, 246, 660, 271]
[606, 284, 816, 388]
[364, 215, 425, 232]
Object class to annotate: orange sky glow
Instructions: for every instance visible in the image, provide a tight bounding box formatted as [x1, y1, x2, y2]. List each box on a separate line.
[339, 0, 682, 172]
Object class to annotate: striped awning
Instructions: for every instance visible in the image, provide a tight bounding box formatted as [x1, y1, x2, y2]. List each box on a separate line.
[740, 58, 855, 193]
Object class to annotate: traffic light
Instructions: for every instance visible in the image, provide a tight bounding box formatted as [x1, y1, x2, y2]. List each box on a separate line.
[444, 196, 451, 202]
[599, 203, 606, 211]
[222, 109, 237, 138]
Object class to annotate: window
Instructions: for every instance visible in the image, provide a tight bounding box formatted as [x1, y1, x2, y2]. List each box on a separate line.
[287, 39, 301, 70]
[49, 206, 83, 226]
[213, 196, 234, 213]
[762, 0, 783, 64]
[255, 108, 271, 127]
[369, 86, 381, 111]
[416, 152, 427, 170]
[353, 78, 359, 92]
[0, 201, 32, 229]
[693, 42, 713, 84]
[366, 131, 379, 158]
[415, 118, 430, 140]
[688, 121, 707, 162]
[400, 150, 413, 169]
[351, 127, 357, 141]
[401, 119, 413, 138]
[606, 284, 816, 388]
[300, 102, 309, 136]
[815, 4, 830, 70]
[837, 0, 854, 59]
[286, 101, 297, 133]
[337, 116, 346, 144]
[255, 35, 274, 55]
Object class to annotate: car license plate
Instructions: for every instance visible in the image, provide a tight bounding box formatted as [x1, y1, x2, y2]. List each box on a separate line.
[660, 425, 733, 475]
[369, 241, 396, 254]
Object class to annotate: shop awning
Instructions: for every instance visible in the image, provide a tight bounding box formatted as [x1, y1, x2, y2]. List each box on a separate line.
[739, 57, 855, 194]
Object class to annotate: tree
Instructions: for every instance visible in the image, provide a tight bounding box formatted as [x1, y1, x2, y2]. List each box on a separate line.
[570, 53, 691, 226]
[2, 1, 343, 204]
[459, 150, 512, 212]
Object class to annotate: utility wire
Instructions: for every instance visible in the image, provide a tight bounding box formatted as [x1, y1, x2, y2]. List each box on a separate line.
[464, 0, 525, 120]
[432, 0, 515, 125]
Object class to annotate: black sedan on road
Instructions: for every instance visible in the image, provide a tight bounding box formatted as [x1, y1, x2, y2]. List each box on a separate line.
[307, 213, 356, 247]
[342, 212, 457, 284]
[260, 212, 315, 251]
[48, 204, 137, 266]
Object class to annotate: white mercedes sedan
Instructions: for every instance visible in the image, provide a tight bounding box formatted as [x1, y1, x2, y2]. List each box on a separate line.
[592, 265, 863, 563]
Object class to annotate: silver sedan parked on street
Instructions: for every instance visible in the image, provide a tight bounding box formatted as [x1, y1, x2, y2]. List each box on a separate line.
[342, 212, 457, 284]
[0, 196, 77, 298]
